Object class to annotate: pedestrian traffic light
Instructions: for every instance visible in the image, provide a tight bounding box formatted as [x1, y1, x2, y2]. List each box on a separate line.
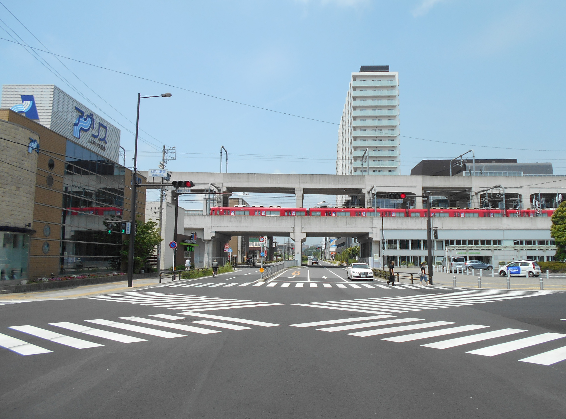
[433, 229, 438, 239]
[121, 222, 127, 234]
[172, 180, 195, 189]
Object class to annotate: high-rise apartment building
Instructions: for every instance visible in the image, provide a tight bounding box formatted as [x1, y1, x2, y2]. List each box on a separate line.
[337, 66, 400, 177]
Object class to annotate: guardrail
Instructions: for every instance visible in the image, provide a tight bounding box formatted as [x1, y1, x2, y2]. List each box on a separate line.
[261, 260, 298, 280]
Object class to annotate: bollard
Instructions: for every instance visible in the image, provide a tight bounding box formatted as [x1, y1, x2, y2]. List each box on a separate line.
[477, 275, 481, 288]
[453, 275, 456, 288]
[491, 268, 494, 278]
[540, 274, 544, 290]
[507, 270, 511, 290]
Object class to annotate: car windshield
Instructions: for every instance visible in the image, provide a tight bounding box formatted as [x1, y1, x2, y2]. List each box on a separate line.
[352, 263, 369, 269]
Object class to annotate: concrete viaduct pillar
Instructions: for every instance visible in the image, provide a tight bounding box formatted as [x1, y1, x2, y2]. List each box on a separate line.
[295, 187, 303, 208]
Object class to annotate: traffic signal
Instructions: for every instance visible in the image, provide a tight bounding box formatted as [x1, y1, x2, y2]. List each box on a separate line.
[121, 222, 127, 234]
[388, 193, 407, 199]
[433, 229, 438, 239]
[172, 180, 195, 189]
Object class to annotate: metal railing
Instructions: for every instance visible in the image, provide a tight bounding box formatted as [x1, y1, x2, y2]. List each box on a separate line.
[261, 260, 298, 280]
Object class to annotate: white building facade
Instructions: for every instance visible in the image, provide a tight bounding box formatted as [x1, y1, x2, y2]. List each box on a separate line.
[337, 65, 400, 180]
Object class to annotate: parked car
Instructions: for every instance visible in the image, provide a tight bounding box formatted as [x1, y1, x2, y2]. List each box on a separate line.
[450, 256, 466, 271]
[346, 263, 374, 281]
[466, 260, 493, 270]
[499, 260, 541, 277]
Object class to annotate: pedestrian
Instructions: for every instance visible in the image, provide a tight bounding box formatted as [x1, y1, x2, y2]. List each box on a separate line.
[420, 263, 428, 285]
[212, 260, 219, 277]
[387, 260, 395, 286]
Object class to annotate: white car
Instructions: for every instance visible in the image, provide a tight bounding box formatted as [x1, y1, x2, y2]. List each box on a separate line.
[346, 263, 374, 281]
[499, 260, 541, 277]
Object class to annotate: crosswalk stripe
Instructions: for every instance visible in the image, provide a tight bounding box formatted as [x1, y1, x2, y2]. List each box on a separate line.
[119, 317, 220, 334]
[310, 283, 317, 288]
[348, 284, 361, 288]
[290, 315, 393, 328]
[467, 333, 566, 356]
[253, 282, 264, 287]
[383, 325, 489, 342]
[0, 332, 52, 355]
[519, 346, 566, 366]
[85, 319, 186, 338]
[323, 283, 332, 288]
[9, 325, 103, 349]
[350, 321, 454, 337]
[267, 283, 277, 287]
[318, 318, 423, 333]
[296, 283, 304, 287]
[150, 314, 185, 320]
[422, 328, 526, 349]
[336, 284, 346, 288]
[182, 312, 279, 327]
[193, 320, 251, 330]
[281, 283, 290, 287]
[51, 322, 146, 343]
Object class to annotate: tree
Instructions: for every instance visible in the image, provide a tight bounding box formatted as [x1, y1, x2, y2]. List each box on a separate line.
[551, 202, 566, 261]
[121, 220, 162, 272]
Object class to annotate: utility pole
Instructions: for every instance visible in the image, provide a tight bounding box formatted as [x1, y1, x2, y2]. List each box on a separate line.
[156, 146, 175, 279]
[426, 194, 434, 285]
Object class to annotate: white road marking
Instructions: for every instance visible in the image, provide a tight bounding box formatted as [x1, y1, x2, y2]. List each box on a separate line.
[519, 346, 566, 365]
[85, 319, 186, 338]
[384, 325, 489, 342]
[51, 322, 146, 343]
[193, 320, 251, 330]
[423, 329, 526, 349]
[10, 325, 103, 349]
[350, 321, 454, 337]
[467, 333, 566, 356]
[150, 314, 185, 320]
[281, 283, 290, 287]
[290, 315, 393, 328]
[0, 332, 52, 355]
[319, 318, 423, 333]
[182, 312, 279, 327]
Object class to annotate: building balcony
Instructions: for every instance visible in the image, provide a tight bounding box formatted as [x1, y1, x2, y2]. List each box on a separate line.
[352, 80, 397, 87]
[352, 89, 398, 97]
[352, 129, 399, 137]
[353, 119, 399, 127]
[353, 109, 399, 117]
[352, 99, 398, 106]
[353, 139, 399, 147]
[353, 160, 400, 168]
[353, 149, 400, 157]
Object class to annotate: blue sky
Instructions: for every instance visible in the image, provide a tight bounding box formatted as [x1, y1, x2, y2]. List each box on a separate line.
[1, 0, 566, 211]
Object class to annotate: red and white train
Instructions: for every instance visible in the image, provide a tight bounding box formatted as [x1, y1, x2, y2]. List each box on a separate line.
[210, 207, 554, 218]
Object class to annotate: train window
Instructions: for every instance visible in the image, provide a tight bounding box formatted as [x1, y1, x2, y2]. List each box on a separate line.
[311, 211, 321, 216]
[296, 211, 306, 216]
[464, 213, 479, 217]
[393, 212, 405, 217]
[336, 212, 350, 216]
[410, 212, 421, 217]
[265, 211, 280, 216]
[234, 211, 249, 215]
[436, 212, 449, 217]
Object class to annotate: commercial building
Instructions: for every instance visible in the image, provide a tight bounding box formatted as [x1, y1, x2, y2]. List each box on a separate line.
[1, 85, 145, 280]
[337, 65, 400, 177]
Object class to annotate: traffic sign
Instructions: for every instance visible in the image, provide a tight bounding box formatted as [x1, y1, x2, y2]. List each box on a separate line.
[149, 169, 168, 178]
[169, 241, 177, 249]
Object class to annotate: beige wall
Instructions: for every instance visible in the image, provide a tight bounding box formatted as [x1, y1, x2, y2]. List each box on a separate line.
[0, 116, 38, 229]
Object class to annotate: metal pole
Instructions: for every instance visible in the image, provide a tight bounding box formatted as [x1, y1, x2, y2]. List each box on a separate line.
[157, 146, 165, 283]
[173, 191, 179, 275]
[127, 93, 141, 288]
[507, 270, 511, 289]
[426, 195, 433, 285]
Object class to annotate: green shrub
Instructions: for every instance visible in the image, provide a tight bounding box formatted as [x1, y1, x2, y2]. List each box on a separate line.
[538, 261, 566, 273]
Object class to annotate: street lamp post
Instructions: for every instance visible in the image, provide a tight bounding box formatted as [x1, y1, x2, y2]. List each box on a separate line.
[127, 92, 172, 288]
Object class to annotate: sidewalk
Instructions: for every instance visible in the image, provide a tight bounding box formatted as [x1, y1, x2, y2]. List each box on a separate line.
[0, 275, 176, 301]
[395, 268, 566, 291]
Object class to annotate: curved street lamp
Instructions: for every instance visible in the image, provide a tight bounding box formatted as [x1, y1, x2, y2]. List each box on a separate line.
[128, 93, 172, 287]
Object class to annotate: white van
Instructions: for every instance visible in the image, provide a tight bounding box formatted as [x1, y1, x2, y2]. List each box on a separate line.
[450, 257, 466, 271]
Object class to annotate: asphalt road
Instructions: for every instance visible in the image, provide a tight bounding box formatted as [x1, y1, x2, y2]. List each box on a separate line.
[1, 264, 565, 418]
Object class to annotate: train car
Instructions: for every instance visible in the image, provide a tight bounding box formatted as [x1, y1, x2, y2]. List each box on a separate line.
[210, 207, 308, 216]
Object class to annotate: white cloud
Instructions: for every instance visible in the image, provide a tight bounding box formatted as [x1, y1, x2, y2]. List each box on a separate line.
[412, 0, 448, 17]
